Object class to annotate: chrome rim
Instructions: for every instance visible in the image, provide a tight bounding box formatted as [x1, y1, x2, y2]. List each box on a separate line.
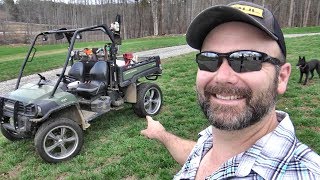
[43, 125, 79, 160]
[143, 87, 161, 114]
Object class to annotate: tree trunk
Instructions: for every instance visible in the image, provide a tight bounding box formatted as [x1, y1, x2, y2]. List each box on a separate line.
[121, 0, 127, 40]
[151, 0, 159, 36]
[288, 0, 295, 27]
[316, 0, 320, 25]
[303, 0, 311, 27]
[159, 0, 164, 35]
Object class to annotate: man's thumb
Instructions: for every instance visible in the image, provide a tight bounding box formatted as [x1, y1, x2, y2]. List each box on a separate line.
[146, 115, 153, 122]
[140, 129, 149, 138]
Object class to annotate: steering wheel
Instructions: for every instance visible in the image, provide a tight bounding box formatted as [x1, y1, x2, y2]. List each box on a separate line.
[37, 73, 47, 86]
[38, 73, 46, 81]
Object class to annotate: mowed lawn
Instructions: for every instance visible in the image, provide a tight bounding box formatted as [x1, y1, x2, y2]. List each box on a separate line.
[0, 31, 319, 179]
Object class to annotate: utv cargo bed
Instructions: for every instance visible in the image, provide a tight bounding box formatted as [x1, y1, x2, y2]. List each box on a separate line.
[117, 56, 161, 87]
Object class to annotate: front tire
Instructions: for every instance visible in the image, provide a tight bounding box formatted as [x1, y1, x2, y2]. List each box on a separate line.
[34, 118, 83, 163]
[133, 83, 163, 117]
[0, 122, 24, 141]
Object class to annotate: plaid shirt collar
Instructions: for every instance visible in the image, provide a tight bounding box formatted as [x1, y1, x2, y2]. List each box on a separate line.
[174, 111, 320, 179]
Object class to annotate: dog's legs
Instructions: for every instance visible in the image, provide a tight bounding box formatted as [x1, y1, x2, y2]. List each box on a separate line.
[299, 71, 303, 83]
[309, 70, 314, 79]
[317, 65, 320, 78]
[303, 72, 308, 85]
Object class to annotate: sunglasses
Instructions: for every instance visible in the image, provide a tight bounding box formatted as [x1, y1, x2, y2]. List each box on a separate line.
[196, 50, 282, 73]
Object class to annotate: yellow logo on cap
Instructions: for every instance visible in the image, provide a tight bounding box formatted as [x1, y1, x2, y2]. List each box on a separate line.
[231, 4, 263, 18]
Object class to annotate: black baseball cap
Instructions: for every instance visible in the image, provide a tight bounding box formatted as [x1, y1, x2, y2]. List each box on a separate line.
[186, 1, 286, 58]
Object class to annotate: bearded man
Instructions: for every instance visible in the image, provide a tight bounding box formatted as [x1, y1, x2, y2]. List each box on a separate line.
[140, 1, 320, 179]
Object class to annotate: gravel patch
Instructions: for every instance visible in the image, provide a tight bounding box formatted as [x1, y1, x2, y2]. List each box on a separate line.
[284, 33, 320, 38]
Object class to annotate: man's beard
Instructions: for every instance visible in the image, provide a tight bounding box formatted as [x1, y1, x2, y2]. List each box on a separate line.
[197, 77, 278, 131]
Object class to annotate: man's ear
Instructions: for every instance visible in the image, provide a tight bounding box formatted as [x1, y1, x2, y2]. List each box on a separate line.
[277, 63, 291, 94]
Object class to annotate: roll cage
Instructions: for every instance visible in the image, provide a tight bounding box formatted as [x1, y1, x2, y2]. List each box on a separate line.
[15, 24, 119, 98]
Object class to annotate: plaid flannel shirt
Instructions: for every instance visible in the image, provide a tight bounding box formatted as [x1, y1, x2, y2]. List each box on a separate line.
[174, 111, 320, 180]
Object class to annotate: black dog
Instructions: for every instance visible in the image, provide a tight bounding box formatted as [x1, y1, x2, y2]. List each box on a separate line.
[296, 56, 320, 85]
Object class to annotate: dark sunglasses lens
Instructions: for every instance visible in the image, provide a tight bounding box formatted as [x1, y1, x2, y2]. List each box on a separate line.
[229, 51, 263, 72]
[196, 53, 220, 72]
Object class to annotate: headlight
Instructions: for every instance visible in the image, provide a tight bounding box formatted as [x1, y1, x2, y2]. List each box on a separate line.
[4, 101, 14, 111]
[37, 105, 42, 116]
[24, 104, 37, 116]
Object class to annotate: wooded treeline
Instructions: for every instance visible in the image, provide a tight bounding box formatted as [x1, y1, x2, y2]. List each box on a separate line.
[0, 0, 319, 44]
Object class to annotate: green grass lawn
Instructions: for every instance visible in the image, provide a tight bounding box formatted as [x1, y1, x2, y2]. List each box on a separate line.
[282, 26, 320, 34]
[0, 29, 319, 179]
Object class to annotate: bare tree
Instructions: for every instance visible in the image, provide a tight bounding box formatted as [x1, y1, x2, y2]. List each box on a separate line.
[4, 0, 18, 21]
[121, 0, 127, 39]
[158, 0, 164, 35]
[150, 0, 159, 36]
[316, 0, 320, 25]
[303, 0, 311, 27]
[288, 0, 295, 27]
[2, 0, 320, 45]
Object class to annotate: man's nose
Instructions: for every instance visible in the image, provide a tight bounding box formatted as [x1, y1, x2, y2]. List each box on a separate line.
[214, 58, 238, 84]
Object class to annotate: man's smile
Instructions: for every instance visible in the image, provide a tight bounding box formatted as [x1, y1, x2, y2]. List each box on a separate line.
[215, 94, 243, 100]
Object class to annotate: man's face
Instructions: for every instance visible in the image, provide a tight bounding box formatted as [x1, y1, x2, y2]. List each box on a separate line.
[196, 22, 282, 131]
[197, 74, 278, 131]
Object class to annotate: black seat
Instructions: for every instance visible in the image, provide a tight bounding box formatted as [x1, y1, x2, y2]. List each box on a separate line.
[68, 62, 85, 82]
[76, 61, 109, 97]
[81, 60, 96, 80]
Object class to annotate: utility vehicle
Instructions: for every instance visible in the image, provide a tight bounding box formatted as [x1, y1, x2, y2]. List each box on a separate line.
[0, 18, 162, 163]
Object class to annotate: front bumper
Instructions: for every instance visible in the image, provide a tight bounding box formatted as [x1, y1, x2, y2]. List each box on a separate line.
[0, 97, 36, 135]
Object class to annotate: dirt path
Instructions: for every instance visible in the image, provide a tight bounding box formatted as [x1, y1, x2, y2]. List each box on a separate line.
[284, 32, 320, 38]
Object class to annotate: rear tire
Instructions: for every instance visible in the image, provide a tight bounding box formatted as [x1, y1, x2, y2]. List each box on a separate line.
[133, 83, 162, 117]
[34, 118, 83, 163]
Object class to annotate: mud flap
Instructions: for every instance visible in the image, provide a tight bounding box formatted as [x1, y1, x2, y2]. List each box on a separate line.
[124, 83, 137, 103]
[76, 104, 90, 130]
